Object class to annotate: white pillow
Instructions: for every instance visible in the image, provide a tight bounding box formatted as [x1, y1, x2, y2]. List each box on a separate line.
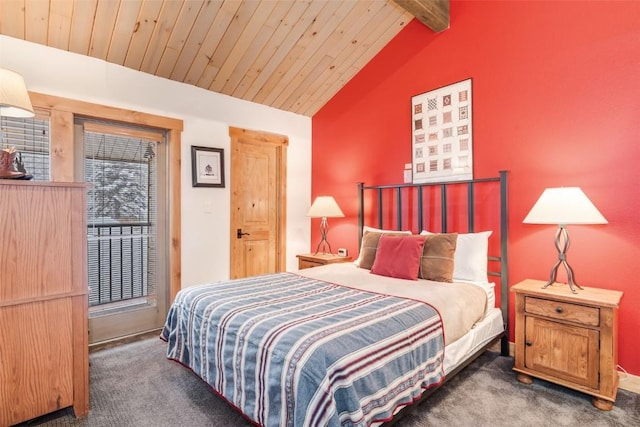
[354, 226, 412, 267]
[420, 230, 492, 284]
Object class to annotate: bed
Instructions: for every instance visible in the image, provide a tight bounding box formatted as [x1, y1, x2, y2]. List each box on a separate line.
[161, 172, 509, 426]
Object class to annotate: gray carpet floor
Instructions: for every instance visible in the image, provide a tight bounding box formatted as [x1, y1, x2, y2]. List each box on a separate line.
[18, 337, 639, 426]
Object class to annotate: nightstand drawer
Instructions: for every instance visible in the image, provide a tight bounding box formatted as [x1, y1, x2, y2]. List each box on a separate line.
[297, 253, 352, 270]
[525, 296, 599, 327]
[299, 259, 323, 269]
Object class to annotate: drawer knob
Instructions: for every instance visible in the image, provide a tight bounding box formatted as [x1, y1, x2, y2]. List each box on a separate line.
[555, 306, 564, 314]
[525, 340, 533, 346]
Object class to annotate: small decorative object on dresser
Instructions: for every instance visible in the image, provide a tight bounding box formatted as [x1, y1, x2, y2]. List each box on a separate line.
[512, 279, 623, 411]
[297, 252, 352, 270]
[0, 147, 33, 179]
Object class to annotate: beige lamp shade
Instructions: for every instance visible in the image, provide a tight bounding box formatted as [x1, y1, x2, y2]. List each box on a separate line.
[523, 187, 607, 225]
[0, 68, 35, 118]
[307, 196, 344, 218]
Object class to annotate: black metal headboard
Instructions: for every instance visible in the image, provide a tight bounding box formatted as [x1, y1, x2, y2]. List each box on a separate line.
[357, 170, 509, 356]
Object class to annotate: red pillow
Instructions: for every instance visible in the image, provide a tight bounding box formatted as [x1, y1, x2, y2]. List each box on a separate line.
[370, 235, 426, 280]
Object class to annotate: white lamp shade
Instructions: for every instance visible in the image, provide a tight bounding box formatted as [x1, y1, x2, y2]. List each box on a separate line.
[523, 187, 607, 225]
[0, 68, 35, 118]
[307, 196, 344, 218]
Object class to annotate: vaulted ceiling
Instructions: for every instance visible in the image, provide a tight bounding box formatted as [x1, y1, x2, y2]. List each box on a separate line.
[0, 0, 448, 116]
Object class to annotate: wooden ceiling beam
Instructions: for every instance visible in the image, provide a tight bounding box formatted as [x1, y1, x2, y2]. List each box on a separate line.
[392, 0, 450, 33]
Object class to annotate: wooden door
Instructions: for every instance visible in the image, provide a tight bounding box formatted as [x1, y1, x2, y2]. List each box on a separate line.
[229, 127, 287, 279]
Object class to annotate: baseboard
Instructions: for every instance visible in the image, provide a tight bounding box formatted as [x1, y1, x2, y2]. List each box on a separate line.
[497, 341, 638, 395]
[89, 328, 162, 353]
[618, 371, 640, 394]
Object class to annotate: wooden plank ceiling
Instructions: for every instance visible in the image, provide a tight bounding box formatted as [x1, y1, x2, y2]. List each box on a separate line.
[0, 0, 448, 117]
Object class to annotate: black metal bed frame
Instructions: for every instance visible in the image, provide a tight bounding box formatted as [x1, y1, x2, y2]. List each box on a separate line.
[357, 171, 509, 424]
[357, 170, 509, 357]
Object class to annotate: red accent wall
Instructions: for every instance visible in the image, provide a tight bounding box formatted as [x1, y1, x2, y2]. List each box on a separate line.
[312, 1, 640, 375]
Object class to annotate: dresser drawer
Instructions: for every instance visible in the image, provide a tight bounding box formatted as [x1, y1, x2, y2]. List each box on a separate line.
[525, 296, 599, 327]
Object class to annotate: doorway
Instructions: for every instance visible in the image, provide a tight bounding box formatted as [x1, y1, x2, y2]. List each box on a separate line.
[76, 120, 169, 344]
[229, 127, 287, 279]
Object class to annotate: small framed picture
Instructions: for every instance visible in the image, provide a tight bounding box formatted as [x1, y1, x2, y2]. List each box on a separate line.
[191, 146, 225, 188]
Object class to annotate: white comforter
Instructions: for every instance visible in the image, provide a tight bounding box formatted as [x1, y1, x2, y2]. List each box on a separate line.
[297, 262, 488, 345]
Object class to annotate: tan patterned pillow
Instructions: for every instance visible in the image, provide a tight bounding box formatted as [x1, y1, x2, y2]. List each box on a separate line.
[419, 233, 458, 282]
[357, 231, 411, 270]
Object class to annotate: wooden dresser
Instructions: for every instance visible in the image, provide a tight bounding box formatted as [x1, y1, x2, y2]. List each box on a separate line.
[512, 279, 622, 410]
[0, 180, 89, 425]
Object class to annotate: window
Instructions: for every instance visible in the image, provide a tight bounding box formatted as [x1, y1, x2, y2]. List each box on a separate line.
[82, 122, 163, 310]
[0, 114, 50, 180]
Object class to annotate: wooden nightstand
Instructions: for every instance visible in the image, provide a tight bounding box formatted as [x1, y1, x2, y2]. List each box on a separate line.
[512, 279, 623, 410]
[297, 253, 352, 270]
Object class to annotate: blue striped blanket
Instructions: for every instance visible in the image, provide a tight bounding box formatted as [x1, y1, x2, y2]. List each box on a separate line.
[161, 272, 444, 426]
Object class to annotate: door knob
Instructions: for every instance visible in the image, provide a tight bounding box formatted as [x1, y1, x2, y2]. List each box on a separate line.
[237, 228, 250, 239]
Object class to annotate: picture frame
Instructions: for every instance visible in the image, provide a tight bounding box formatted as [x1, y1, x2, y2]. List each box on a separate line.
[411, 78, 473, 183]
[191, 146, 225, 188]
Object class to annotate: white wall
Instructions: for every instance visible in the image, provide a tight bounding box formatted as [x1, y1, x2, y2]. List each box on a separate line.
[0, 36, 312, 288]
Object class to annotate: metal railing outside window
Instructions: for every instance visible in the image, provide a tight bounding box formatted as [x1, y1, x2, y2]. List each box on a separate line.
[87, 223, 154, 307]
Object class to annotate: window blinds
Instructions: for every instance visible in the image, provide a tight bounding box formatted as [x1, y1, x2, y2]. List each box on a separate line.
[0, 114, 50, 180]
[83, 122, 163, 308]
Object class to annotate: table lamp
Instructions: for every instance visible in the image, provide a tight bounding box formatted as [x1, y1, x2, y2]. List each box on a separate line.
[307, 196, 344, 255]
[0, 68, 35, 118]
[0, 68, 34, 179]
[523, 187, 607, 293]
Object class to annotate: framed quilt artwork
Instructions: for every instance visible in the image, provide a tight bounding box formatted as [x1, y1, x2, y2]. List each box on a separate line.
[411, 79, 473, 183]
